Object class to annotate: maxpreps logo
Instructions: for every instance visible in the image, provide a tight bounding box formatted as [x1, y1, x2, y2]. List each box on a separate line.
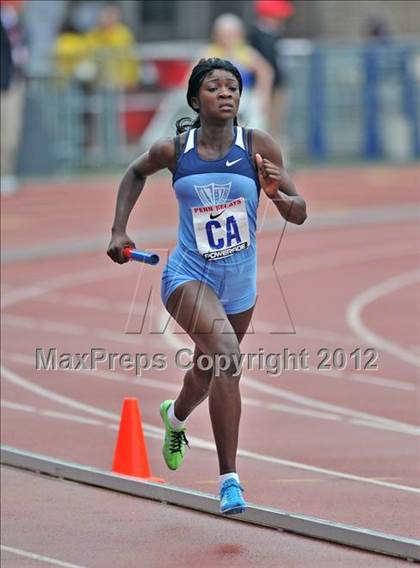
[194, 182, 231, 206]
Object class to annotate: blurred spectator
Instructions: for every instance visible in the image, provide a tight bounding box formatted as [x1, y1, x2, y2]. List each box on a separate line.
[86, 3, 139, 89]
[1, 17, 12, 90]
[55, 19, 93, 84]
[248, 0, 294, 139]
[205, 13, 273, 129]
[54, 18, 97, 152]
[0, 0, 27, 195]
[364, 18, 391, 42]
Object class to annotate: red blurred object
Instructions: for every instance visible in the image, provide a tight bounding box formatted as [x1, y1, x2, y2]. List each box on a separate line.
[122, 109, 155, 141]
[255, 0, 294, 20]
[0, 0, 23, 10]
[154, 60, 190, 89]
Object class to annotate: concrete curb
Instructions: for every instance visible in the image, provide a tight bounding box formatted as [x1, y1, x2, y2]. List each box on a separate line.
[1, 445, 419, 562]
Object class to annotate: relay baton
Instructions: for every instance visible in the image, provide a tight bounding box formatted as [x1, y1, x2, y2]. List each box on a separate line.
[123, 247, 160, 265]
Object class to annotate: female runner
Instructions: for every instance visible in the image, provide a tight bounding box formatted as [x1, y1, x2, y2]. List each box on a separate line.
[107, 58, 307, 515]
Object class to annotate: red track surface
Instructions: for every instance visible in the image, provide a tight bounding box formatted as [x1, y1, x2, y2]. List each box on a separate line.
[1, 164, 420, 565]
[1, 466, 407, 568]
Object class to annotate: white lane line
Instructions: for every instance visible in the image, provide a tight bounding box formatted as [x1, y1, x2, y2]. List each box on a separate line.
[4, 313, 417, 428]
[39, 292, 144, 315]
[3, 314, 85, 336]
[3, 395, 420, 496]
[94, 329, 150, 345]
[3, 314, 42, 329]
[349, 419, 420, 434]
[240, 396, 339, 421]
[7, 312, 413, 420]
[3, 314, 158, 347]
[346, 269, 420, 368]
[1, 266, 116, 309]
[254, 321, 415, 391]
[1, 286, 51, 309]
[5, 354, 125, 383]
[160, 312, 420, 435]
[258, 203, 420, 235]
[301, 367, 415, 392]
[5, 309, 414, 391]
[42, 322, 86, 335]
[1, 400, 34, 412]
[0, 545, 86, 568]
[10, 345, 418, 438]
[6, 308, 413, 392]
[3, 364, 419, 494]
[1, 365, 119, 421]
[242, 375, 420, 435]
[2, 203, 419, 264]
[1, 400, 106, 427]
[293, 325, 360, 345]
[6, 353, 341, 422]
[259, 241, 418, 280]
[303, 366, 415, 392]
[348, 373, 415, 391]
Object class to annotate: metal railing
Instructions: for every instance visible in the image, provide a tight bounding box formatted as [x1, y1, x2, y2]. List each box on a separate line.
[18, 38, 420, 175]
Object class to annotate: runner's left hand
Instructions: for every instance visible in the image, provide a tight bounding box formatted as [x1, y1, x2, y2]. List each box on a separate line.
[255, 153, 285, 200]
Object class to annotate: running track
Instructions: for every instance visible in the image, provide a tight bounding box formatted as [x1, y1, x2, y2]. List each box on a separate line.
[1, 164, 419, 565]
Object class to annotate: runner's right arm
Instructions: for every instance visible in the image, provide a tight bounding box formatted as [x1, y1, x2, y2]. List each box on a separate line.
[107, 138, 175, 263]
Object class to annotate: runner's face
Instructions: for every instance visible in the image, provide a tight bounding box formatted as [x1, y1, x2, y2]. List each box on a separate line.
[193, 70, 240, 120]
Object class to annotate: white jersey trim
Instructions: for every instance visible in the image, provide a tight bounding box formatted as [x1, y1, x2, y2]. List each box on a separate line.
[235, 127, 245, 150]
[184, 128, 196, 153]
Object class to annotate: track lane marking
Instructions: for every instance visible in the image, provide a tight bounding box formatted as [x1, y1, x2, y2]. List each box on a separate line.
[160, 312, 420, 435]
[2, 399, 416, 491]
[3, 364, 420, 494]
[347, 269, 420, 368]
[0, 544, 86, 568]
[1, 267, 117, 309]
[7, 352, 417, 428]
[6, 308, 415, 390]
[5, 353, 341, 422]
[259, 241, 418, 280]
[1, 400, 105, 426]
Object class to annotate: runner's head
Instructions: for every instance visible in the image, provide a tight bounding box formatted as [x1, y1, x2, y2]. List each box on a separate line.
[176, 58, 243, 133]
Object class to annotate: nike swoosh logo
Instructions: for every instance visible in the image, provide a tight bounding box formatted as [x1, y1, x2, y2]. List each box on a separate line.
[226, 158, 242, 167]
[209, 210, 225, 220]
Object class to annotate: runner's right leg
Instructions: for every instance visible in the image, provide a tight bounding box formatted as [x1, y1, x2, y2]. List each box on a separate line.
[164, 280, 252, 475]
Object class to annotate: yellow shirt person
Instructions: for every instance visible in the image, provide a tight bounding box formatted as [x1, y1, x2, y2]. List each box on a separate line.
[55, 24, 91, 81]
[86, 19, 138, 89]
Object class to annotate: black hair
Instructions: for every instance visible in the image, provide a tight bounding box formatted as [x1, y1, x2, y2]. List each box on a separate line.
[175, 57, 243, 134]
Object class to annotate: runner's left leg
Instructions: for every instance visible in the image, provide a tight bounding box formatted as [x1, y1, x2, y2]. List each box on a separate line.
[173, 307, 254, 421]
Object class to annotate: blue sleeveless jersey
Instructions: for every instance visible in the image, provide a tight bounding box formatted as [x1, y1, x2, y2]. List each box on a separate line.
[172, 127, 260, 265]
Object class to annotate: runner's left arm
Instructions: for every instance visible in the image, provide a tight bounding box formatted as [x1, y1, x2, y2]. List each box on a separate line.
[253, 130, 307, 225]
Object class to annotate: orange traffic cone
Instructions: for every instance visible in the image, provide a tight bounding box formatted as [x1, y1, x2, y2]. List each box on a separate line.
[112, 397, 165, 483]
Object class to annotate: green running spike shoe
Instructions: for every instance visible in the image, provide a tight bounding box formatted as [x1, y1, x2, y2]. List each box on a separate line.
[160, 400, 189, 471]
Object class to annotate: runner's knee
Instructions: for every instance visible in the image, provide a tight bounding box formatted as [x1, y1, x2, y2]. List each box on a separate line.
[191, 363, 213, 385]
[212, 339, 241, 378]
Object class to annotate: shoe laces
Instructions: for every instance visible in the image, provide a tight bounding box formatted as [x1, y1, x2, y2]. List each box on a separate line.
[221, 479, 244, 499]
[169, 430, 189, 454]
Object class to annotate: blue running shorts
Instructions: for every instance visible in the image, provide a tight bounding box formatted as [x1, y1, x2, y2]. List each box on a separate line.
[161, 244, 257, 315]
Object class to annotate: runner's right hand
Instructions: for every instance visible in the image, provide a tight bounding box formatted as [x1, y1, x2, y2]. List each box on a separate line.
[107, 231, 136, 264]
